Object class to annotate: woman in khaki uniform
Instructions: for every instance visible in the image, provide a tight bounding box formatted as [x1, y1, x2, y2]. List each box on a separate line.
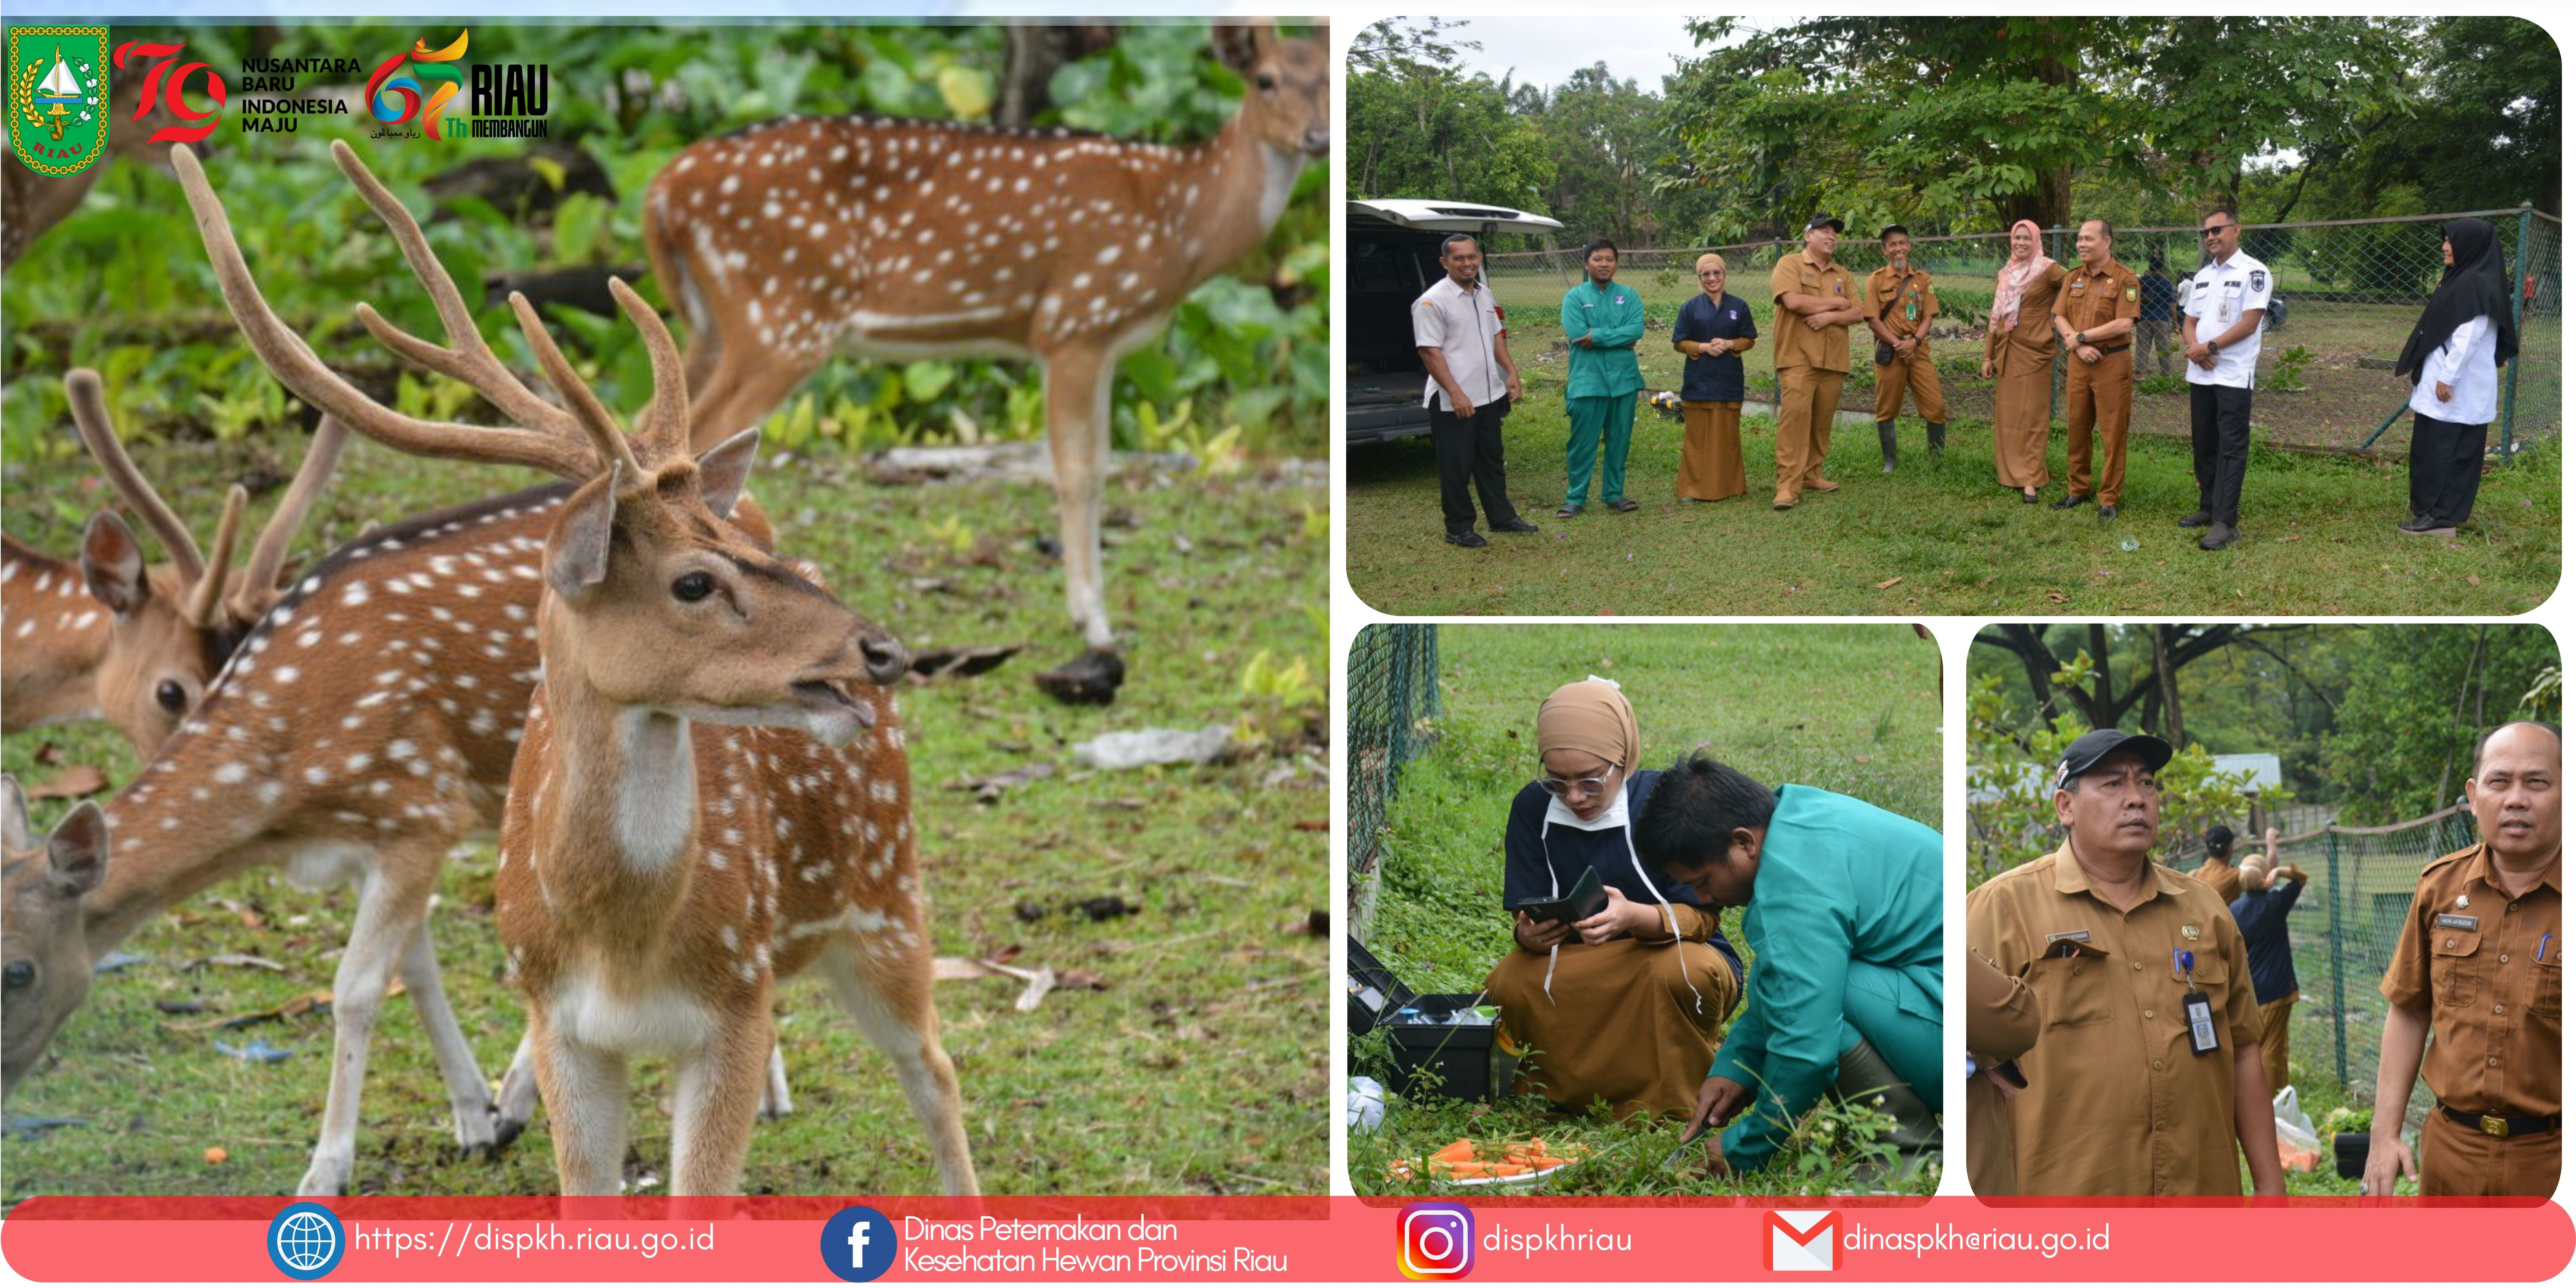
[1981, 220, 2064, 502]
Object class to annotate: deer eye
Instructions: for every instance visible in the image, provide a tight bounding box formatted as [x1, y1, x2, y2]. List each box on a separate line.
[3, 960, 32, 991]
[1256, 72, 1277, 91]
[672, 572, 717, 603]
[155, 680, 188, 713]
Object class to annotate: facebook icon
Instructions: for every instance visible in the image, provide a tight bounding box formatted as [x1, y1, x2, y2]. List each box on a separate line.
[821, 1205, 898, 1282]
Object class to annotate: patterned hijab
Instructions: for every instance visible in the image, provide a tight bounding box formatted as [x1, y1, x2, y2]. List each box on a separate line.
[1991, 220, 2056, 332]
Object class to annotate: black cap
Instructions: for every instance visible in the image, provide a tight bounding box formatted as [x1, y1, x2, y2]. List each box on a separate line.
[2051, 729, 2173, 793]
[1806, 214, 1845, 233]
[1879, 223, 1910, 240]
[2204, 824, 2236, 857]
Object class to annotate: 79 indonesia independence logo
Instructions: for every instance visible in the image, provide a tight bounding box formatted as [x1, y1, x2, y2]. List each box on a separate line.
[7, 25, 108, 176]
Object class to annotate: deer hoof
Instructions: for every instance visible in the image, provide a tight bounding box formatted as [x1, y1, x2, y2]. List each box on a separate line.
[488, 1108, 528, 1155]
[1033, 649, 1123, 705]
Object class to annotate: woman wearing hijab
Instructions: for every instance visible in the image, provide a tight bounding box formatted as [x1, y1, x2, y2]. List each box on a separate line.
[1484, 679, 1745, 1119]
[2393, 218, 2521, 536]
[1671, 253, 1760, 502]
[1980, 221, 2066, 501]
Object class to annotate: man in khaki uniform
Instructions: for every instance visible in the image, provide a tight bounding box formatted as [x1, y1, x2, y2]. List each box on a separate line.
[2365, 720, 2561, 1198]
[1863, 224, 1947, 472]
[1767, 214, 1866, 510]
[1965, 729, 2288, 1196]
[2050, 219, 2142, 520]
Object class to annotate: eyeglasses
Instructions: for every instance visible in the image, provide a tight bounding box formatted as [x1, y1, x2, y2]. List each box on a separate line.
[2201, 225, 2235, 237]
[1537, 770, 1620, 798]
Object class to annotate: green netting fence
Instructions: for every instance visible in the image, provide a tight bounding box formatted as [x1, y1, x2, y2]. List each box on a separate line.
[2158, 804, 2481, 1130]
[1481, 205, 2561, 458]
[1347, 624, 1440, 934]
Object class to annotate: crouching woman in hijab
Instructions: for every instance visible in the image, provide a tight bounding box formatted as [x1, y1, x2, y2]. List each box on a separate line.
[2393, 218, 2522, 537]
[1484, 679, 1745, 1119]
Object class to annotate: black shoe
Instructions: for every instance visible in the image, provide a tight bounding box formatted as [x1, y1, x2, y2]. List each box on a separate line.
[2021, 489, 2040, 504]
[2178, 510, 2213, 529]
[2098, 503, 2118, 520]
[2398, 515, 2457, 537]
[2050, 492, 2092, 510]
[1445, 530, 1488, 548]
[1492, 517, 1540, 534]
[1926, 422, 1947, 454]
[2198, 522, 2237, 550]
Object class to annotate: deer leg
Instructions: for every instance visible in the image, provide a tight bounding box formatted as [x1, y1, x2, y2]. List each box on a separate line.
[394, 916, 503, 1156]
[818, 940, 981, 1196]
[531, 1012, 631, 1198]
[495, 1027, 540, 1148]
[298, 866, 431, 1196]
[763, 1043, 793, 1120]
[686, 341, 827, 454]
[1030, 345, 1124, 704]
[669, 1006, 773, 1199]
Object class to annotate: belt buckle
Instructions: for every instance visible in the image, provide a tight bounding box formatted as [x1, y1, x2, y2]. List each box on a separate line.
[2481, 1114, 2511, 1138]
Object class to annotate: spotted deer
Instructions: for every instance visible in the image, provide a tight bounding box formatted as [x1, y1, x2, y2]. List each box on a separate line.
[179, 138, 978, 1197]
[643, 20, 1328, 702]
[1, 775, 108, 1092]
[1, 381, 345, 749]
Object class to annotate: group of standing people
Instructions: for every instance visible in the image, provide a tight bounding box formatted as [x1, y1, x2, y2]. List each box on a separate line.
[1409, 212, 2522, 550]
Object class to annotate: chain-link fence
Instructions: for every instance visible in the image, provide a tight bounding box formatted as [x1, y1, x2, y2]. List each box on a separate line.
[1483, 206, 2561, 457]
[1347, 624, 1441, 935]
[2154, 805, 2481, 1130]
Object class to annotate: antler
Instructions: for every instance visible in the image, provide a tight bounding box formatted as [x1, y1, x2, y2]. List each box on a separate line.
[64, 369, 206, 585]
[170, 141, 601, 480]
[181, 486, 247, 630]
[226, 414, 349, 625]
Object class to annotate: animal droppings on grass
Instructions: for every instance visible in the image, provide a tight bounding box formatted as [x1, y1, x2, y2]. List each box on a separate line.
[2468, 574, 2483, 586]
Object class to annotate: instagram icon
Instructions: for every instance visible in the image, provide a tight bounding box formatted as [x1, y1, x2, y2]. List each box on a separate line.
[1398, 1202, 1476, 1279]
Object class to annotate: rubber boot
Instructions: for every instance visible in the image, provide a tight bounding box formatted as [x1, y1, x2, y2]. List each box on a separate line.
[1925, 422, 1947, 457]
[1877, 420, 1898, 473]
[1832, 1034, 1941, 1187]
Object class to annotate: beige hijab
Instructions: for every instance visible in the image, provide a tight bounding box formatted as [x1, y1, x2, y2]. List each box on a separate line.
[1991, 219, 2056, 333]
[1536, 678, 1641, 774]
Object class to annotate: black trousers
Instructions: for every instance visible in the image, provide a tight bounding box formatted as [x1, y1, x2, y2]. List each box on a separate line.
[2408, 413, 2489, 525]
[1434, 396, 1520, 535]
[2189, 382, 2253, 526]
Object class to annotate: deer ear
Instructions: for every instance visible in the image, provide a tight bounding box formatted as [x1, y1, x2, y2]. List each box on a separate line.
[2, 776, 30, 854]
[47, 801, 108, 898]
[546, 465, 624, 601]
[695, 426, 761, 520]
[1211, 20, 1266, 71]
[80, 513, 150, 616]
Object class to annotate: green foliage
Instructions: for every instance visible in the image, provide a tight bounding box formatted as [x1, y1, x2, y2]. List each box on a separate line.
[2321, 625, 2560, 824]
[1345, 19, 1557, 232]
[2263, 344, 2315, 392]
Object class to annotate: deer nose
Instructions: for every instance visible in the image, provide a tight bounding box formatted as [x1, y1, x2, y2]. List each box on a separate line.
[1303, 127, 1330, 156]
[860, 630, 909, 687]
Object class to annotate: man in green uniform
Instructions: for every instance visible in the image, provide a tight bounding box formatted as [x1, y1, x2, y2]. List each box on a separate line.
[1636, 754, 1944, 1176]
[1557, 239, 1647, 517]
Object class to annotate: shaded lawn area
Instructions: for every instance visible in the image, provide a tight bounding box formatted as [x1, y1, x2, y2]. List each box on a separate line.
[1348, 624, 1940, 1196]
[1345, 398, 2560, 616]
[1, 431, 1329, 1199]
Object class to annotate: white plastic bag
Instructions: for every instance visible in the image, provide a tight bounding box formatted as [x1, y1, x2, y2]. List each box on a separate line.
[2273, 1084, 2321, 1171]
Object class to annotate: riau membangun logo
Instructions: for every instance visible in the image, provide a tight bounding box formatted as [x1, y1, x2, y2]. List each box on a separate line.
[7, 25, 107, 176]
[366, 28, 468, 140]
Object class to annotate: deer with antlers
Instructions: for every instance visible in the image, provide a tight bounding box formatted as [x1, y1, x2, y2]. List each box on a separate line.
[642, 20, 1328, 703]
[2, 403, 345, 749]
[177, 138, 978, 1196]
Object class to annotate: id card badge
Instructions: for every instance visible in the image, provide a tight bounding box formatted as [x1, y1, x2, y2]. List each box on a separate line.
[2182, 990, 2220, 1057]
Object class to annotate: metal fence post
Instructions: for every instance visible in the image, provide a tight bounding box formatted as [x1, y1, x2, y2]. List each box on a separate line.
[2501, 202, 2533, 461]
[2327, 828, 2348, 1089]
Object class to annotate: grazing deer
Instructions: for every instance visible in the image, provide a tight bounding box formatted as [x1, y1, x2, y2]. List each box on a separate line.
[1, 776, 109, 1092]
[642, 20, 1329, 703]
[1, 385, 346, 750]
[176, 139, 977, 1196]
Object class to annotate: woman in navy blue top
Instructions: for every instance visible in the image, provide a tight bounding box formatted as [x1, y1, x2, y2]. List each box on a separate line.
[2221, 825, 2305, 1097]
[1670, 253, 1760, 501]
[1484, 679, 1745, 1118]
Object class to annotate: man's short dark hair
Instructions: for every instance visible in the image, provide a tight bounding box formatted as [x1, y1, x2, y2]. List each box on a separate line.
[2204, 824, 2235, 859]
[1635, 752, 1777, 874]
[2149, 251, 2167, 272]
[1580, 239, 1619, 261]
[2471, 720, 2562, 776]
[1879, 224, 1910, 242]
[2202, 206, 2238, 228]
[2083, 218, 2114, 242]
[1440, 233, 1479, 258]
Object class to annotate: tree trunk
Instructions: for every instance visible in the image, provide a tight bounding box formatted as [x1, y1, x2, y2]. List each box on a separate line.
[998, 24, 1119, 128]
[2153, 626, 2186, 745]
[2084, 624, 2114, 727]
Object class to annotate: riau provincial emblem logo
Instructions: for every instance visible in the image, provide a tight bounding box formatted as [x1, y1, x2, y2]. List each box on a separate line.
[7, 26, 109, 176]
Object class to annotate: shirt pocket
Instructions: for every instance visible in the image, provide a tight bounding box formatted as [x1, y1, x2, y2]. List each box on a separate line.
[2032, 943, 2116, 1029]
[2431, 926, 2485, 1008]
[2531, 952, 2561, 1019]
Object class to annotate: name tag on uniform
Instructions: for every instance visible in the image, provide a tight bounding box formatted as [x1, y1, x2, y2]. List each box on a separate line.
[1614, 295, 1627, 304]
[2182, 990, 2220, 1056]
[2045, 929, 2093, 945]
[2437, 913, 2480, 931]
[2071, 282, 2086, 293]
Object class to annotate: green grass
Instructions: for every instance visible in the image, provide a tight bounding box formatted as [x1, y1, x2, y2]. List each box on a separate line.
[0, 430, 1328, 1199]
[1347, 624, 1939, 1196]
[1346, 398, 2561, 616]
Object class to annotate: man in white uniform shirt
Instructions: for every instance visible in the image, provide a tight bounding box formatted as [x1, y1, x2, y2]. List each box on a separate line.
[2179, 208, 2271, 551]
[1414, 233, 1539, 549]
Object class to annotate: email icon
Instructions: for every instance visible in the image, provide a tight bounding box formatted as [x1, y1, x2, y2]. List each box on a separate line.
[1765, 1209, 1840, 1272]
